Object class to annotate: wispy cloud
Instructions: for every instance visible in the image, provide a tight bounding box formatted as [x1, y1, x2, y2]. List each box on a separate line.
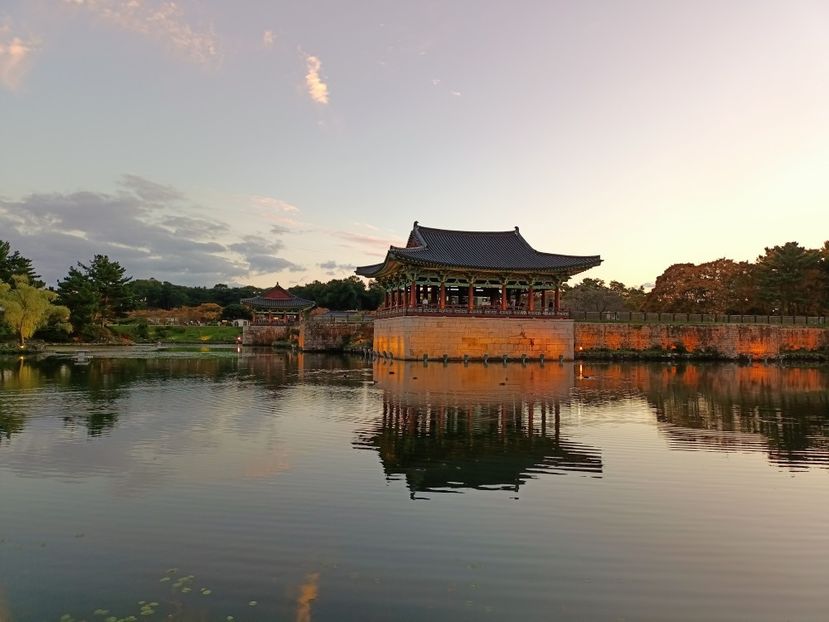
[318, 259, 355, 276]
[249, 195, 299, 213]
[262, 30, 275, 48]
[0, 21, 37, 91]
[63, 0, 220, 66]
[120, 174, 184, 203]
[331, 230, 397, 253]
[304, 54, 329, 104]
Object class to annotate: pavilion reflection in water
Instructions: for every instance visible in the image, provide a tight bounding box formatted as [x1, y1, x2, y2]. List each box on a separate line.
[356, 361, 602, 497]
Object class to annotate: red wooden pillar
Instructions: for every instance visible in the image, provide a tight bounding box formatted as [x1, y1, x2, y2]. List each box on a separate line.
[467, 283, 474, 312]
[439, 282, 446, 310]
[554, 285, 561, 313]
[501, 283, 508, 311]
[384, 290, 390, 309]
[528, 284, 535, 312]
[410, 280, 417, 307]
[541, 289, 547, 311]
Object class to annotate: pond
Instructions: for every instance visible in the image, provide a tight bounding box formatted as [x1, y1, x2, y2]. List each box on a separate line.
[0, 350, 827, 621]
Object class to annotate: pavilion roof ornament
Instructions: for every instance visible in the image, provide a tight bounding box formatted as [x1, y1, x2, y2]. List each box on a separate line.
[355, 222, 602, 279]
[240, 283, 315, 311]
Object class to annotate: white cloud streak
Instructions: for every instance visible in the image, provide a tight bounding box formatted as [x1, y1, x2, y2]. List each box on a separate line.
[249, 195, 299, 213]
[0, 22, 37, 91]
[263, 30, 274, 48]
[304, 54, 329, 104]
[63, 0, 220, 66]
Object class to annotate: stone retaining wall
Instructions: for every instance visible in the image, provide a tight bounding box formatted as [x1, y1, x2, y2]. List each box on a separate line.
[574, 323, 828, 358]
[299, 321, 373, 352]
[242, 324, 294, 346]
[373, 316, 574, 361]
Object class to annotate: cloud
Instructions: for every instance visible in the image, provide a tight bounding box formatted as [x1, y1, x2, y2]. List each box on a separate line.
[120, 174, 184, 202]
[228, 235, 303, 274]
[304, 54, 329, 104]
[331, 230, 397, 252]
[0, 22, 37, 91]
[318, 259, 355, 275]
[0, 178, 302, 285]
[249, 195, 299, 213]
[63, 0, 220, 66]
[262, 30, 275, 48]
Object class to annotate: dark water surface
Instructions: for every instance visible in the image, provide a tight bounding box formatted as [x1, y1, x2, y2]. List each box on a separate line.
[1, 350, 827, 621]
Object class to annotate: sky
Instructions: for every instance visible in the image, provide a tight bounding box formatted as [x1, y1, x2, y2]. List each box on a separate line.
[1, 0, 829, 289]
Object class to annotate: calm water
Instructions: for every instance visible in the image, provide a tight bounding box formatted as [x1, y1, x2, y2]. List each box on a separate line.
[0, 350, 827, 621]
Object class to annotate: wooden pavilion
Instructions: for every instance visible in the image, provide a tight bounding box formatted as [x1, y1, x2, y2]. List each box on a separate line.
[240, 283, 315, 325]
[356, 222, 602, 316]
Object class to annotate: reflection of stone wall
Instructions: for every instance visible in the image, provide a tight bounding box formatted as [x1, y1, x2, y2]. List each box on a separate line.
[242, 325, 294, 346]
[575, 323, 828, 358]
[373, 316, 575, 361]
[375, 358, 574, 403]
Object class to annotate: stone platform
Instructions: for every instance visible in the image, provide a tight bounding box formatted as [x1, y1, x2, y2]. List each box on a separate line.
[373, 315, 574, 361]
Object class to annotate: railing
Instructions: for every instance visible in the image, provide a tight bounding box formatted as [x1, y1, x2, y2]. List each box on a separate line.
[250, 319, 300, 327]
[373, 307, 827, 325]
[375, 305, 569, 319]
[567, 311, 827, 326]
[308, 314, 373, 325]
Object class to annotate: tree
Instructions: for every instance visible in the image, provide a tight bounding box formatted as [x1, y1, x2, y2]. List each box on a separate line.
[562, 278, 628, 313]
[56, 265, 98, 335]
[221, 303, 253, 321]
[0, 241, 42, 287]
[644, 259, 758, 314]
[86, 255, 133, 324]
[290, 276, 382, 311]
[57, 255, 132, 336]
[0, 275, 70, 347]
[755, 242, 822, 315]
[609, 280, 647, 311]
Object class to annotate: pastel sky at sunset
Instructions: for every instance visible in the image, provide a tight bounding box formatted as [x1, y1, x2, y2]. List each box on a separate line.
[2, 0, 828, 288]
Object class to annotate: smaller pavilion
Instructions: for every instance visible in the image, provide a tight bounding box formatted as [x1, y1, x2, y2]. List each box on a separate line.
[240, 283, 315, 325]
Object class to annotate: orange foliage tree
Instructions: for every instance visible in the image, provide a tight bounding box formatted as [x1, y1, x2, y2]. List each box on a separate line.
[644, 259, 758, 314]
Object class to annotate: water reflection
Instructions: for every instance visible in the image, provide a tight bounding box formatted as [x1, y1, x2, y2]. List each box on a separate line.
[577, 363, 829, 469]
[357, 360, 602, 497]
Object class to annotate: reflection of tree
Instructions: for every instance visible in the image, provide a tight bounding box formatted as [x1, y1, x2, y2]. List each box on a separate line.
[0, 355, 243, 441]
[357, 393, 602, 497]
[0, 351, 364, 442]
[615, 363, 829, 469]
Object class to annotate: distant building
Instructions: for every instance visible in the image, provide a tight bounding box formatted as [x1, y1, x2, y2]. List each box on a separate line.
[240, 283, 315, 325]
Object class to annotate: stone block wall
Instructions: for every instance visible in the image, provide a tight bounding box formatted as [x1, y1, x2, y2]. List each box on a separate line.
[574, 323, 828, 358]
[242, 325, 294, 346]
[299, 321, 373, 352]
[373, 316, 574, 361]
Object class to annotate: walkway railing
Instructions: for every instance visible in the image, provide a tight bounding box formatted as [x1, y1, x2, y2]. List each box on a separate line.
[373, 307, 827, 325]
[567, 311, 827, 326]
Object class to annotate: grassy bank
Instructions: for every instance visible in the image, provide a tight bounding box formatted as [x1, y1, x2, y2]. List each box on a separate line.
[109, 324, 242, 344]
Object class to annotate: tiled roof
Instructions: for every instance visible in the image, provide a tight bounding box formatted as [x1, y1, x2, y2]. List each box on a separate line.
[356, 222, 601, 278]
[241, 283, 315, 310]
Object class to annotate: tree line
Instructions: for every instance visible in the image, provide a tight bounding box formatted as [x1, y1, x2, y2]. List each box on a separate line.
[0, 242, 385, 344]
[563, 241, 829, 315]
[2, 238, 828, 346]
